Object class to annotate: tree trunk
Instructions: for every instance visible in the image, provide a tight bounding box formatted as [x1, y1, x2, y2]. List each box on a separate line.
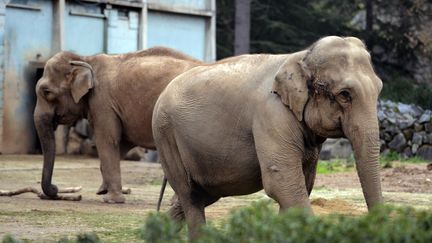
[365, 0, 373, 32]
[234, 0, 251, 55]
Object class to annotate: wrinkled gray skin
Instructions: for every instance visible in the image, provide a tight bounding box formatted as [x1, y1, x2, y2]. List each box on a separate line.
[34, 47, 201, 203]
[153, 36, 383, 239]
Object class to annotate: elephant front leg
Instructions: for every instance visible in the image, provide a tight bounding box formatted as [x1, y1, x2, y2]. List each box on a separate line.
[303, 148, 320, 196]
[253, 118, 311, 211]
[93, 118, 125, 203]
[96, 142, 134, 196]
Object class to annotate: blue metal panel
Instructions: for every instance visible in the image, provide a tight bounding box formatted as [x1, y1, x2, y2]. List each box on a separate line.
[106, 8, 139, 54]
[3, 0, 53, 153]
[65, 2, 104, 55]
[148, 11, 206, 60]
[148, 0, 208, 11]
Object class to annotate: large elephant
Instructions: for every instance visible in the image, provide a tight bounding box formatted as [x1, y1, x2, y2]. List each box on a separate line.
[153, 36, 383, 239]
[34, 47, 201, 203]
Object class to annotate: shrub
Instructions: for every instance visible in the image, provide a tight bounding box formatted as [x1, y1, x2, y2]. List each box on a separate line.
[140, 200, 432, 243]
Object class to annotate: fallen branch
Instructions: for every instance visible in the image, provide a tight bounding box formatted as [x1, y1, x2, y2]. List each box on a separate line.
[122, 187, 131, 194]
[0, 186, 82, 201]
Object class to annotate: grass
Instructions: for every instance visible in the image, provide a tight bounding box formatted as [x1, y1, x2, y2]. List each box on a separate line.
[379, 151, 428, 168]
[317, 151, 429, 174]
[0, 211, 146, 243]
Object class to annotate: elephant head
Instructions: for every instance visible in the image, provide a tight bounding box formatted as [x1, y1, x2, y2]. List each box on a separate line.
[34, 52, 94, 198]
[272, 36, 383, 209]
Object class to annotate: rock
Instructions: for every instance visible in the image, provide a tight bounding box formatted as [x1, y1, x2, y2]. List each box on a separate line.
[424, 123, 432, 133]
[81, 139, 98, 157]
[414, 123, 424, 132]
[387, 116, 396, 124]
[380, 139, 386, 152]
[412, 143, 419, 154]
[144, 150, 159, 162]
[74, 119, 90, 138]
[377, 110, 386, 122]
[383, 132, 393, 142]
[419, 110, 432, 123]
[416, 145, 432, 160]
[424, 133, 432, 144]
[384, 125, 400, 136]
[124, 147, 147, 161]
[412, 132, 424, 145]
[380, 119, 390, 129]
[402, 129, 414, 141]
[397, 103, 412, 114]
[388, 133, 407, 152]
[319, 138, 353, 160]
[66, 131, 82, 155]
[397, 114, 415, 129]
[402, 147, 412, 158]
[411, 105, 424, 118]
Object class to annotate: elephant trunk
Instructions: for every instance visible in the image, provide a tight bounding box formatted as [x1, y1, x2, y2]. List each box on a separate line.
[344, 115, 383, 210]
[34, 108, 58, 198]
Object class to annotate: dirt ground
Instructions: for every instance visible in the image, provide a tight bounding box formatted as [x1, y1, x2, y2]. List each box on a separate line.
[0, 155, 431, 242]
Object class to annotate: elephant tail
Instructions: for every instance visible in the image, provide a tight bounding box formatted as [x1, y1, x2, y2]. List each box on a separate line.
[157, 176, 168, 211]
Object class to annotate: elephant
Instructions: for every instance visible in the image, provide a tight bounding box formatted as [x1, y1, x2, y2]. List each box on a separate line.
[152, 36, 383, 239]
[34, 47, 202, 203]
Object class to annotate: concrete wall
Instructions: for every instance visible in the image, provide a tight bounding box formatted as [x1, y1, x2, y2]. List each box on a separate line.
[2, 0, 53, 153]
[0, 0, 216, 154]
[0, 1, 6, 153]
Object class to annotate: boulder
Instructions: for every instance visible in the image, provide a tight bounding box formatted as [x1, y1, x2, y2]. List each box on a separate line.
[124, 147, 147, 161]
[377, 110, 386, 122]
[81, 139, 98, 157]
[402, 147, 412, 158]
[319, 138, 353, 160]
[424, 123, 432, 133]
[74, 119, 90, 138]
[388, 133, 406, 152]
[418, 110, 432, 123]
[144, 150, 159, 162]
[412, 132, 425, 145]
[424, 133, 432, 144]
[414, 122, 424, 132]
[384, 124, 400, 136]
[66, 131, 82, 155]
[402, 129, 414, 141]
[397, 114, 415, 129]
[416, 145, 432, 161]
[412, 143, 419, 154]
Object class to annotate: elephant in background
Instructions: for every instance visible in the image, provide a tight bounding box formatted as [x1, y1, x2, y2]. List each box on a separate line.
[153, 36, 383, 239]
[34, 47, 202, 203]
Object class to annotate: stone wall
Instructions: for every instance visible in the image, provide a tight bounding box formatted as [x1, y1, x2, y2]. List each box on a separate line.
[378, 100, 432, 160]
[322, 100, 432, 161]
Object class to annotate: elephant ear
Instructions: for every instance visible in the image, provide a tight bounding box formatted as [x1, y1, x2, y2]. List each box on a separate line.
[69, 61, 95, 104]
[272, 58, 311, 122]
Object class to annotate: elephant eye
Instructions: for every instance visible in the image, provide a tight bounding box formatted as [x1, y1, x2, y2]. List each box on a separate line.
[338, 90, 352, 103]
[43, 89, 50, 97]
[41, 88, 54, 100]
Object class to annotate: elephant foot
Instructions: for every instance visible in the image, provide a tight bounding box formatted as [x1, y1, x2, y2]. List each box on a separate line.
[97, 185, 131, 195]
[103, 192, 125, 203]
[96, 184, 108, 195]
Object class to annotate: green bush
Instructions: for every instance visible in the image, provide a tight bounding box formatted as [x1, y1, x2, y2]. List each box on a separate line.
[140, 200, 432, 243]
[2, 233, 101, 243]
[140, 212, 185, 243]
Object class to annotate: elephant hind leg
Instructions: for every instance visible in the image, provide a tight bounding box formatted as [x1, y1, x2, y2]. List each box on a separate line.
[169, 193, 219, 223]
[169, 194, 185, 222]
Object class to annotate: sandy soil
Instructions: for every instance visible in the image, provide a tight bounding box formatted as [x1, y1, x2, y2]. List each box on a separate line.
[0, 155, 431, 241]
